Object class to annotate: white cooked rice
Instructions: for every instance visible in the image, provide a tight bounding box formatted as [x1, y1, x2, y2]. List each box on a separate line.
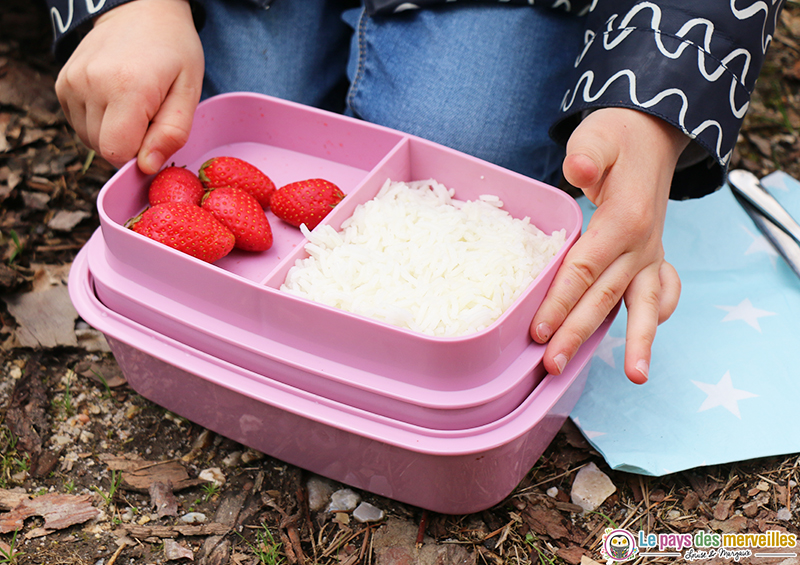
[280, 179, 566, 337]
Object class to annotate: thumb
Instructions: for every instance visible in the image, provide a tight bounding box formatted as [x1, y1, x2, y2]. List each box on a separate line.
[562, 113, 621, 203]
[137, 79, 202, 174]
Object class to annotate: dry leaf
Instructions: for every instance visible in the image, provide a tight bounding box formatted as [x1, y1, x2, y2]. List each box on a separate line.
[101, 455, 204, 492]
[164, 539, 194, 561]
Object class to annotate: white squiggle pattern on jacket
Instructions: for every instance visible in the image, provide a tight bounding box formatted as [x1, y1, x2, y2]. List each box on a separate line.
[564, 1, 782, 164]
[50, 0, 107, 34]
[730, 0, 781, 53]
[561, 69, 733, 164]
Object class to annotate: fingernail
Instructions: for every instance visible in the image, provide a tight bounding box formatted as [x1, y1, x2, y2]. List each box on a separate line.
[554, 353, 568, 374]
[142, 150, 164, 174]
[635, 359, 649, 381]
[535, 323, 552, 342]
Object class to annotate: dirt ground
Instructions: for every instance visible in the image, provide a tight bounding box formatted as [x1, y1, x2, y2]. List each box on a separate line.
[1, 1, 800, 564]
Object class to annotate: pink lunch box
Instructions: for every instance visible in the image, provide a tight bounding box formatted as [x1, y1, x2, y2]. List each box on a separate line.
[70, 92, 614, 513]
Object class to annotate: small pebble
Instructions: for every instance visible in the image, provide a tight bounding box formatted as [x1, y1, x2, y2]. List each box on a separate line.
[241, 449, 266, 464]
[199, 467, 225, 486]
[777, 508, 792, 521]
[307, 476, 336, 512]
[222, 451, 242, 467]
[353, 502, 384, 523]
[327, 489, 360, 513]
[546, 487, 559, 498]
[180, 512, 207, 524]
[570, 462, 616, 513]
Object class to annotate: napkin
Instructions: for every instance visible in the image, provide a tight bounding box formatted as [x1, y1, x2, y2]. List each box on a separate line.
[571, 171, 800, 475]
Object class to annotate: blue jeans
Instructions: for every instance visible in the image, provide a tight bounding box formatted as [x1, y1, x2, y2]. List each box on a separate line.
[200, 0, 585, 186]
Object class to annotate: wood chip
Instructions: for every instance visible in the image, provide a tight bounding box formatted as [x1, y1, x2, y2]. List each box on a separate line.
[5, 356, 49, 475]
[0, 493, 99, 534]
[0, 490, 30, 512]
[121, 523, 231, 539]
[47, 209, 91, 232]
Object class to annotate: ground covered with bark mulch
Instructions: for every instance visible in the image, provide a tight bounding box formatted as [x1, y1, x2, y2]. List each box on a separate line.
[1, 1, 800, 564]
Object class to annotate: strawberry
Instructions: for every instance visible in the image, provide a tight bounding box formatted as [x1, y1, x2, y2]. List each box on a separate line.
[198, 156, 275, 209]
[201, 187, 273, 252]
[148, 165, 206, 206]
[270, 178, 345, 229]
[127, 201, 235, 263]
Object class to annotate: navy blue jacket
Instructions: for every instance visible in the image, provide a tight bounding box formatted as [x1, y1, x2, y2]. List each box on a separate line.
[46, 0, 786, 199]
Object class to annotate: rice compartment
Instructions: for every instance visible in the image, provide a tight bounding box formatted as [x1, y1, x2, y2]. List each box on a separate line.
[280, 179, 566, 337]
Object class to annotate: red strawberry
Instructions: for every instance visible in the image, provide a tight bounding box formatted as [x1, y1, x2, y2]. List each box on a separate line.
[201, 187, 273, 252]
[198, 156, 275, 209]
[270, 178, 345, 230]
[148, 165, 206, 206]
[127, 201, 235, 263]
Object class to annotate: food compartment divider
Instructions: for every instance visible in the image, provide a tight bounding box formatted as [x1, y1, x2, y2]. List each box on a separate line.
[97, 92, 407, 284]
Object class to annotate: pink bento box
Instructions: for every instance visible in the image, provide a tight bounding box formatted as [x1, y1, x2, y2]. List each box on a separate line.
[69, 92, 613, 513]
[94, 93, 583, 389]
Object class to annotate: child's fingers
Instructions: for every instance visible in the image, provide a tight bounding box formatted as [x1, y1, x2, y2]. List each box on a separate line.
[98, 96, 152, 169]
[138, 72, 203, 174]
[539, 257, 633, 376]
[562, 115, 621, 203]
[621, 260, 681, 384]
[531, 235, 618, 345]
[658, 261, 681, 324]
[621, 264, 662, 384]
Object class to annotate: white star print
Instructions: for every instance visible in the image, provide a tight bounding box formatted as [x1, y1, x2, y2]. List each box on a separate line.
[594, 335, 626, 368]
[741, 224, 779, 262]
[762, 173, 791, 193]
[692, 371, 758, 419]
[716, 298, 777, 332]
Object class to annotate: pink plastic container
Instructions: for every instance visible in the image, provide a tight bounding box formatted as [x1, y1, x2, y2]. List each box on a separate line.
[96, 93, 583, 389]
[69, 245, 617, 514]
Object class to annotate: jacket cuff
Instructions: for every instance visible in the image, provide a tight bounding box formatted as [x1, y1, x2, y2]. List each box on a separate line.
[48, 0, 207, 64]
[550, 4, 778, 200]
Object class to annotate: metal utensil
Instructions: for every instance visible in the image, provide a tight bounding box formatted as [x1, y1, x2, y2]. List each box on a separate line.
[728, 169, 800, 245]
[728, 169, 800, 279]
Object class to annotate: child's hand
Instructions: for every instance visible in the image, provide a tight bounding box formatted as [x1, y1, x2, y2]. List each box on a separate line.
[531, 108, 688, 384]
[55, 0, 204, 174]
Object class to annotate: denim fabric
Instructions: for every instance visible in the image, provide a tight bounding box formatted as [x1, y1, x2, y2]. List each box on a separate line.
[199, 1, 585, 185]
[199, 0, 353, 112]
[344, 6, 584, 185]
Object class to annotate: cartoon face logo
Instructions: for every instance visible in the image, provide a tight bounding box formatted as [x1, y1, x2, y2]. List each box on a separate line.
[601, 528, 638, 562]
[609, 533, 631, 559]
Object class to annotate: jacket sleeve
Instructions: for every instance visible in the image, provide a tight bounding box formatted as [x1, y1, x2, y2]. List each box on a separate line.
[47, 0, 137, 64]
[46, 0, 211, 64]
[550, 0, 786, 200]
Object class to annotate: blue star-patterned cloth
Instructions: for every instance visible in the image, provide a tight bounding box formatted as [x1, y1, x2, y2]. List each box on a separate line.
[571, 171, 800, 475]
